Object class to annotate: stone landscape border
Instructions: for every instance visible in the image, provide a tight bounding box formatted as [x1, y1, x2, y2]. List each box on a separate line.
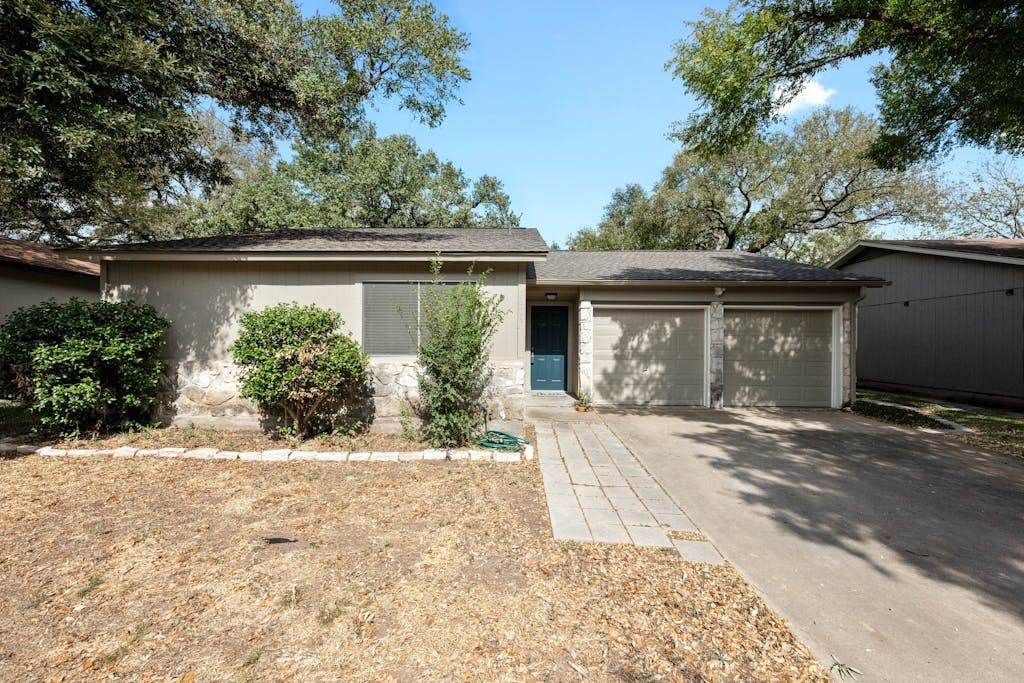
[0, 442, 534, 463]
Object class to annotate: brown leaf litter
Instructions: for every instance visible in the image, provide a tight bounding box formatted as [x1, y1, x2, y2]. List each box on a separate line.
[0, 450, 828, 681]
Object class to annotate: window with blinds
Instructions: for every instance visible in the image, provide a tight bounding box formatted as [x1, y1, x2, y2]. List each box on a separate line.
[362, 283, 420, 355]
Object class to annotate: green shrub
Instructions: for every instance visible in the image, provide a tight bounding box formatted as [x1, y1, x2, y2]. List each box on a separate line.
[0, 299, 169, 434]
[231, 303, 370, 438]
[417, 261, 505, 447]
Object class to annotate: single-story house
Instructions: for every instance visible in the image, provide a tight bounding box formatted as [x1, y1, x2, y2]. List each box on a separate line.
[829, 239, 1024, 408]
[66, 228, 884, 426]
[0, 236, 100, 323]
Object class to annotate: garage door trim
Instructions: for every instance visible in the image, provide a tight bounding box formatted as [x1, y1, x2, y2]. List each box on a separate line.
[723, 305, 843, 408]
[592, 305, 710, 407]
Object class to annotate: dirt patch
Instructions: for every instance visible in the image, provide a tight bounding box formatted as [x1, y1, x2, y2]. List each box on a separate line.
[0, 454, 827, 681]
[668, 530, 709, 542]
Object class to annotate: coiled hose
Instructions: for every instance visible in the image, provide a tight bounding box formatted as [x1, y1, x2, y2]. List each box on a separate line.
[477, 430, 529, 452]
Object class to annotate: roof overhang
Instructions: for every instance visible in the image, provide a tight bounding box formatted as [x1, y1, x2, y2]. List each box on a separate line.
[527, 278, 886, 287]
[828, 240, 1024, 269]
[61, 250, 547, 263]
[0, 258, 100, 278]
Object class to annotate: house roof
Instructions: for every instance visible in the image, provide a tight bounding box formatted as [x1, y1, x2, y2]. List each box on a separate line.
[66, 227, 549, 259]
[528, 250, 885, 285]
[0, 237, 99, 277]
[828, 239, 1024, 269]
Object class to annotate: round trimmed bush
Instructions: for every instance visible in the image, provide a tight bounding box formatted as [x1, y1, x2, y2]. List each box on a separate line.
[231, 303, 370, 437]
[0, 298, 169, 434]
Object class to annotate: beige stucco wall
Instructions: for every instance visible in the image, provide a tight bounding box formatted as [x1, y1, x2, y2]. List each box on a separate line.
[105, 259, 527, 426]
[0, 265, 99, 324]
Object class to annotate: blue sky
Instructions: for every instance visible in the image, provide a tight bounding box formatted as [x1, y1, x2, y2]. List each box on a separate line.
[297, 0, 996, 246]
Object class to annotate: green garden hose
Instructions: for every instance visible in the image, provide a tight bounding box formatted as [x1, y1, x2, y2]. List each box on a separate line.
[477, 430, 529, 452]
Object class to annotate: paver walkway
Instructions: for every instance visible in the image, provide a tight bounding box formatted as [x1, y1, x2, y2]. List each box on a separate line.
[534, 419, 723, 563]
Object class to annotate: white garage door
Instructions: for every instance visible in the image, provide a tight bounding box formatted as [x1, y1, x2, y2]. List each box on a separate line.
[724, 309, 834, 407]
[592, 308, 705, 405]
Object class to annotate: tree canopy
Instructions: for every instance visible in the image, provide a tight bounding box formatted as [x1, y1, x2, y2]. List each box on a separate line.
[923, 159, 1024, 240]
[669, 1, 1024, 169]
[567, 107, 941, 264]
[173, 122, 518, 236]
[0, 0, 469, 244]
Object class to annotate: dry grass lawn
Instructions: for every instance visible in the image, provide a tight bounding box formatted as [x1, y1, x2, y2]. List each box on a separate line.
[0, 453, 827, 682]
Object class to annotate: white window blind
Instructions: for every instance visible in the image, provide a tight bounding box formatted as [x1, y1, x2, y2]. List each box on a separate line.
[362, 283, 419, 354]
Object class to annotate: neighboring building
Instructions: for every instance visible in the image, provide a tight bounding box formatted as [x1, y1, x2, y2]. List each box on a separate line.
[66, 228, 883, 427]
[830, 239, 1024, 408]
[0, 236, 100, 323]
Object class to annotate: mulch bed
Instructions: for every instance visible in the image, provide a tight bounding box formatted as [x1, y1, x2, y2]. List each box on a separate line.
[0, 452, 827, 681]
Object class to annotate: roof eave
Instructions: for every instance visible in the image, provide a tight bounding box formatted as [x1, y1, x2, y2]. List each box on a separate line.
[61, 250, 548, 263]
[828, 240, 1024, 268]
[0, 257, 100, 278]
[527, 278, 887, 287]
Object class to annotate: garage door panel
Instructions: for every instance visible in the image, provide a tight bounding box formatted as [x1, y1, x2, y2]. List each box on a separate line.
[724, 310, 834, 407]
[593, 309, 705, 406]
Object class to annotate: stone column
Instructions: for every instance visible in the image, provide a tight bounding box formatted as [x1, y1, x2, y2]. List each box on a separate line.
[578, 300, 593, 397]
[842, 301, 855, 406]
[708, 302, 724, 408]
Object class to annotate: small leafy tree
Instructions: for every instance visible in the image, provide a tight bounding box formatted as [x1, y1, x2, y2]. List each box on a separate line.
[0, 299, 169, 433]
[231, 303, 369, 438]
[417, 261, 505, 447]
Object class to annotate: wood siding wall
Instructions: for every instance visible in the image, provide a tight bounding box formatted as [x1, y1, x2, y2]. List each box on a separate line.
[840, 251, 1024, 401]
[105, 260, 525, 363]
[0, 265, 99, 323]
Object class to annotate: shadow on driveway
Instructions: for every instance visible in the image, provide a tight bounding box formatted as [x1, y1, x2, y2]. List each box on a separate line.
[599, 407, 1024, 681]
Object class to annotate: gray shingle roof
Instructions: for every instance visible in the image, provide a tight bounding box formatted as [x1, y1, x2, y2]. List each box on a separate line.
[74, 227, 548, 255]
[528, 250, 884, 283]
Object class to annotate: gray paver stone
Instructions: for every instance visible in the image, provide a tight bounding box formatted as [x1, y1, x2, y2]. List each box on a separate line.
[583, 507, 622, 527]
[626, 525, 673, 548]
[654, 512, 699, 532]
[673, 539, 725, 565]
[572, 485, 605, 499]
[590, 523, 632, 544]
[617, 508, 659, 527]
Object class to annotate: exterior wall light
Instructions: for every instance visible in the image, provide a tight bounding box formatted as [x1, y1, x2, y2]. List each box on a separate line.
[545, 292, 558, 301]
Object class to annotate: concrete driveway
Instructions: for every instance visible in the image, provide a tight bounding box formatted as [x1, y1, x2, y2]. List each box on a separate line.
[599, 408, 1024, 683]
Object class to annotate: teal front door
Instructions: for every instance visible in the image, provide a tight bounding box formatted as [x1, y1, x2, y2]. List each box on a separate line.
[530, 306, 568, 391]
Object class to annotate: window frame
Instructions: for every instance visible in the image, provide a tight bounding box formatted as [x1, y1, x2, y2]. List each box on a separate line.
[361, 279, 465, 357]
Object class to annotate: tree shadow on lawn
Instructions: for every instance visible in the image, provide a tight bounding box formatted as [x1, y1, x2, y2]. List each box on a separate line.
[622, 408, 1024, 622]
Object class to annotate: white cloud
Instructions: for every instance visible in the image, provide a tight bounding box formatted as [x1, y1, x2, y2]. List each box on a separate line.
[774, 79, 837, 115]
